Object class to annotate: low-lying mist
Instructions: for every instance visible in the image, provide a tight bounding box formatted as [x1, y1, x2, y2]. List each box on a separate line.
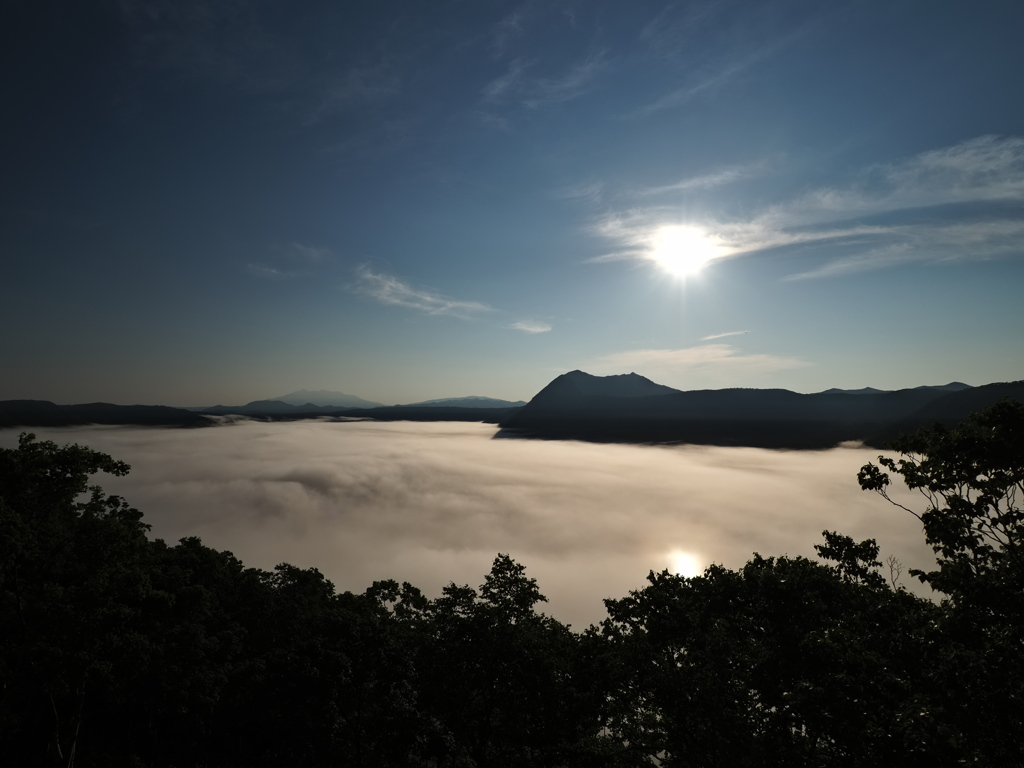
[1, 420, 934, 627]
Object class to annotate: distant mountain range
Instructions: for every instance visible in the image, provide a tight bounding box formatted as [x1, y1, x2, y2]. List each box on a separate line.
[269, 389, 385, 408]
[187, 400, 348, 416]
[2, 373, 1022, 450]
[817, 383, 971, 395]
[185, 390, 385, 412]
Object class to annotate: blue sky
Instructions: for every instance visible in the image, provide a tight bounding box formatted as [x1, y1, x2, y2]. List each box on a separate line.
[3, 0, 1023, 406]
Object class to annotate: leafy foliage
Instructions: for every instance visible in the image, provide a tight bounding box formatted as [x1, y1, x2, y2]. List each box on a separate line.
[858, 399, 1024, 597]
[858, 400, 1024, 763]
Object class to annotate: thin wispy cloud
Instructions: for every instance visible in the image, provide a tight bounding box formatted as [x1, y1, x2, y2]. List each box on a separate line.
[481, 58, 527, 102]
[524, 51, 607, 108]
[638, 1, 719, 59]
[248, 242, 332, 279]
[735, 136, 1024, 275]
[509, 320, 552, 334]
[803, 134, 1024, 217]
[554, 180, 604, 204]
[631, 162, 765, 197]
[491, 11, 525, 57]
[285, 242, 331, 262]
[632, 25, 805, 118]
[635, 59, 748, 117]
[247, 263, 298, 280]
[476, 111, 512, 132]
[355, 268, 550, 332]
[783, 219, 1024, 280]
[483, 52, 608, 110]
[632, 0, 821, 118]
[304, 64, 400, 125]
[355, 266, 493, 320]
[701, 330, 748, 341]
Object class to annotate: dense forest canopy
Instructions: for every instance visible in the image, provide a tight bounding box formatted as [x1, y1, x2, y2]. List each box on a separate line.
[2, 402, 1022, 767]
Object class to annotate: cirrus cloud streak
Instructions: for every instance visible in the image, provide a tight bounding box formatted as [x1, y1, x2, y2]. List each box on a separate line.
[355, 266, 494, 319]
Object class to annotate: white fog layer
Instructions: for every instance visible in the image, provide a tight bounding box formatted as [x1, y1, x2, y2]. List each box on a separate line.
[1, 421, 934, 627]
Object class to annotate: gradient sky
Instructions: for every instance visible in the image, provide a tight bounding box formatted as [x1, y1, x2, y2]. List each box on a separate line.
[4, 0, 1024, 406]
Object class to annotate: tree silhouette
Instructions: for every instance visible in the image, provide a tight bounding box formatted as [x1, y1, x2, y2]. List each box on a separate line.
[0, 434, 151, 766]
[859, 399, 1024, 762]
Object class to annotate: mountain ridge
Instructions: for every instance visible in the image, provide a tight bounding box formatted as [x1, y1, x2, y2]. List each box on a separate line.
[2, 374, 1020, 449]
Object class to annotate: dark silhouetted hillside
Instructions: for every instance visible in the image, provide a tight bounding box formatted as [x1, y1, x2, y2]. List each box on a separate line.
[0, 400, 211, 428]
[500, 371, 1022, 448]
[868, 381, 1024, 445]
[398, 396, 527, 408]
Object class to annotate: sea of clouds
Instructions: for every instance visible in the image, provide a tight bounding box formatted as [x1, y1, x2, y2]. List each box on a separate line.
[1, 420, 935, 628]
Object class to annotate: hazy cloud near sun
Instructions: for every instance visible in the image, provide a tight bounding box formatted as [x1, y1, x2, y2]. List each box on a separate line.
[4, 422, 933, 628]
[589, 135, 1024, 278]
[591, 344, 810, 388]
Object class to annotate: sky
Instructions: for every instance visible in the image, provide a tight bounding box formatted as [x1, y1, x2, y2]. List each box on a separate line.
[3, 0, 1024, 406]
[0, 422, 934, 628]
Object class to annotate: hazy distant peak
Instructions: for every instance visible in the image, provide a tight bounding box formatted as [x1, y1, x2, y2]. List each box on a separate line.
[270, 389, 385, 408]
[818, 387, 889, 395]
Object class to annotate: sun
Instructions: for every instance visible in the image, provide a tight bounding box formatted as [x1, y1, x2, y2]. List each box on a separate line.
[669, 550, 702, 578]
[648, 225, 722, 278]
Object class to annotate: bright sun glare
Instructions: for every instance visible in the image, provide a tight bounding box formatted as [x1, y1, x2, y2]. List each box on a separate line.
[669, 550, 702, 578]
[649, 225, 722, 278]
